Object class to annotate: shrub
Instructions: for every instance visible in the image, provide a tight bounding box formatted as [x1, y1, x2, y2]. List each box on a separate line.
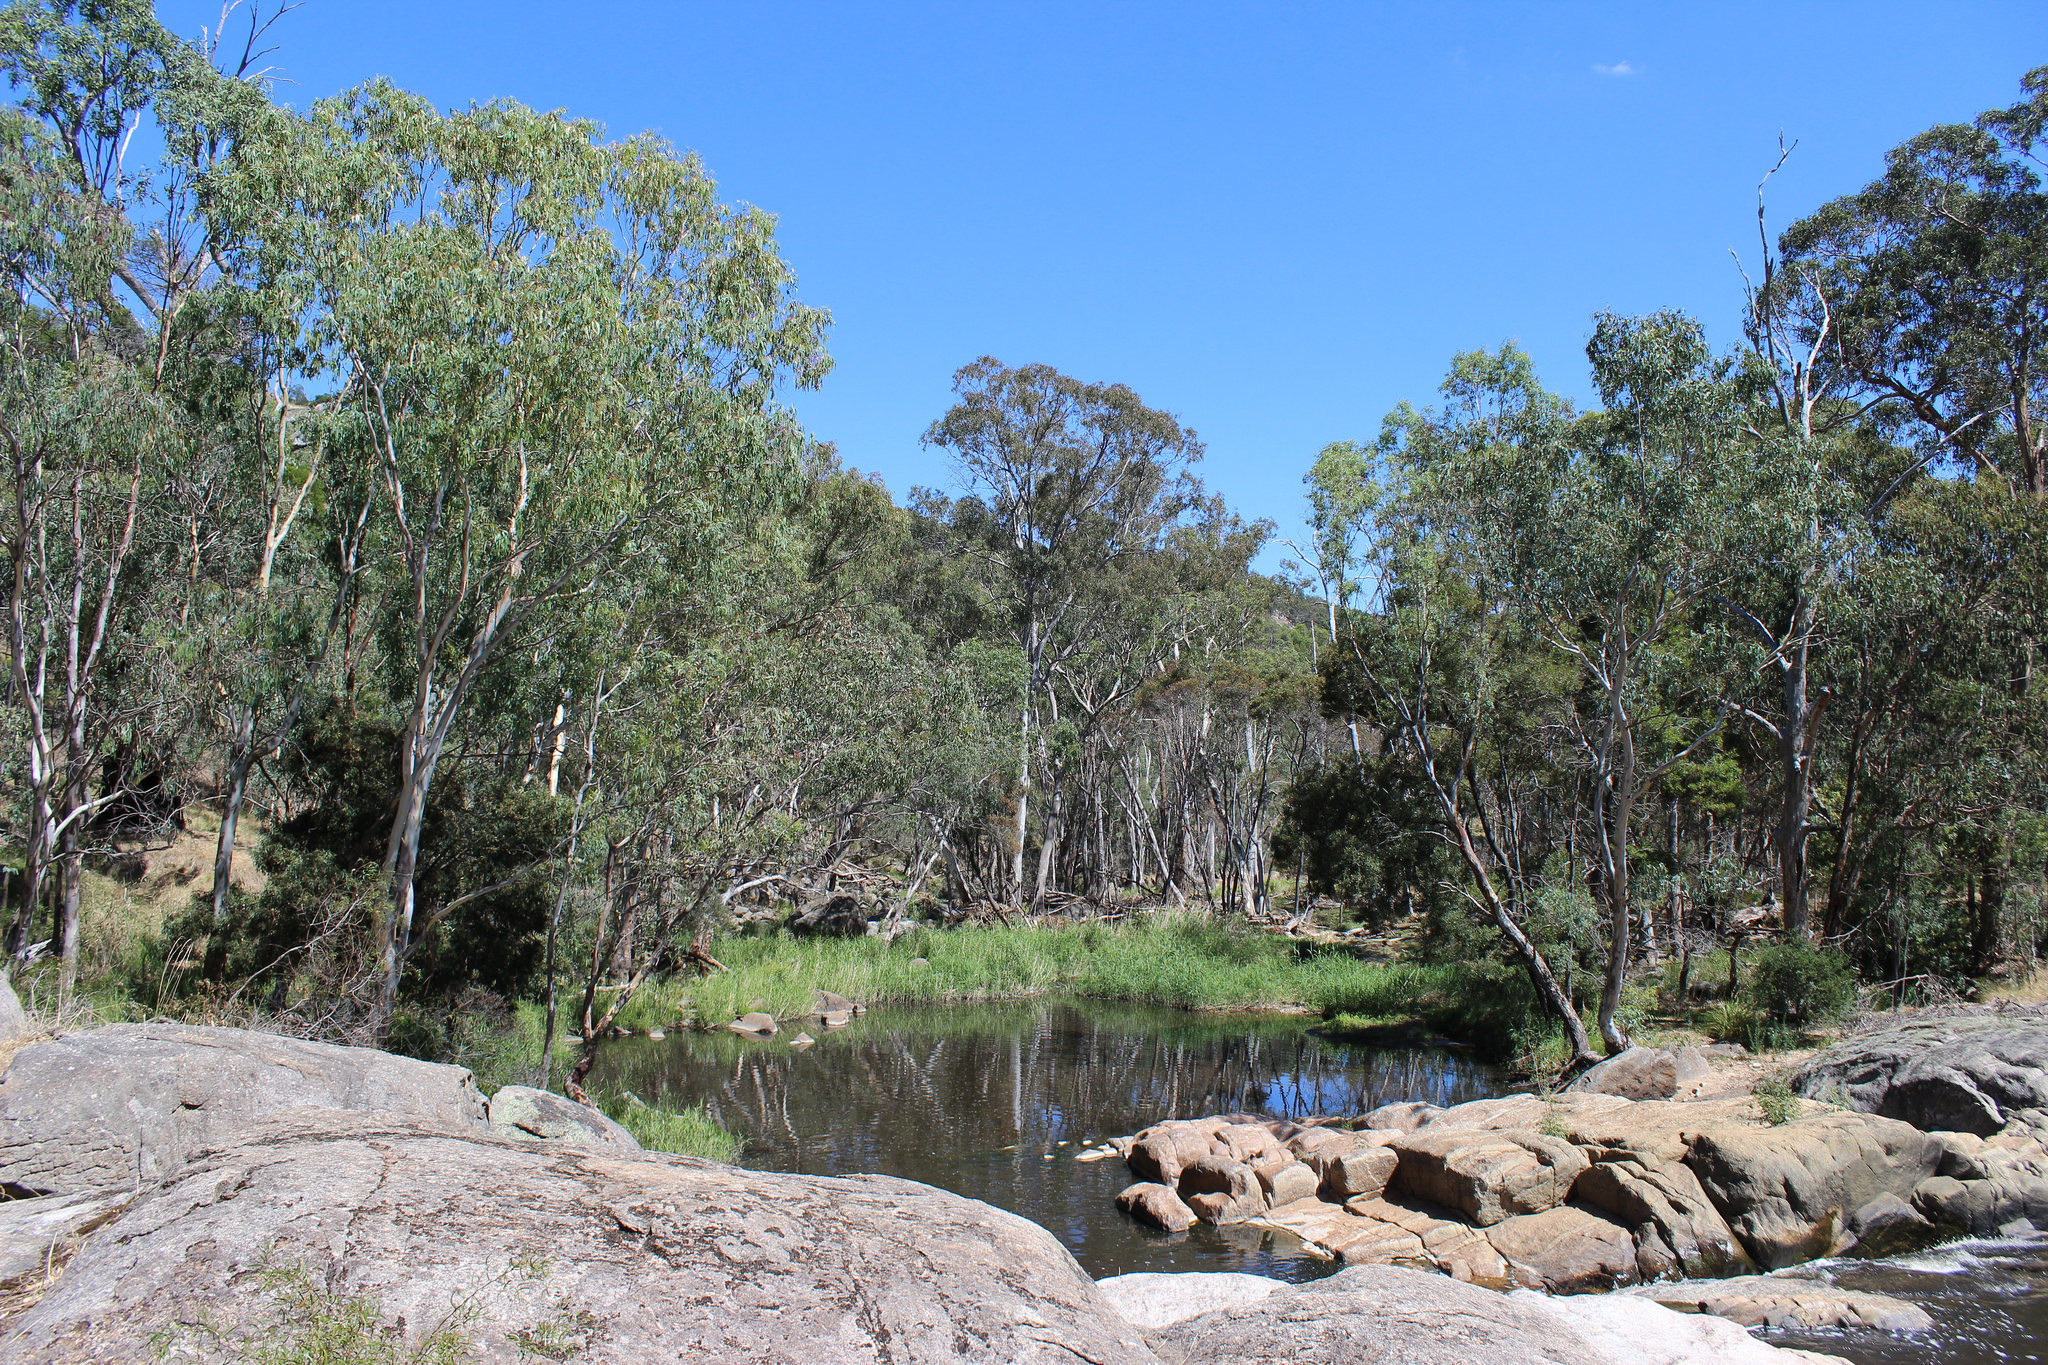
[1743, 940, 1857, 1024]
[1697, 1000, 1765, 1046]
[1753, 1070, 1799, 1125]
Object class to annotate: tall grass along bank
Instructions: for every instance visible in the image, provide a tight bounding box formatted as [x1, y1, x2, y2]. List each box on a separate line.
[613, 915, 1472, 1037]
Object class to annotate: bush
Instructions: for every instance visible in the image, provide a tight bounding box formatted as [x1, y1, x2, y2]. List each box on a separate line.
[1753, 1070, 1799, 1125]
[1697, 1000, 1765, 1046]
[1743, 940, 1856, 1024]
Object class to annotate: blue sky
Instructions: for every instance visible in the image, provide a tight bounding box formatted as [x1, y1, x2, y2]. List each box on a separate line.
[159, 1, 2048, 572]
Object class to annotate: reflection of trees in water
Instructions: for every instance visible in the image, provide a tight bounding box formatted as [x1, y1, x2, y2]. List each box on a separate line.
[592, 1003, 1499, 1180]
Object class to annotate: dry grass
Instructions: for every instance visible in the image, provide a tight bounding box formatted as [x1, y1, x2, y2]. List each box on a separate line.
[1984, 966, 2048, 1006]
[70, 813, 265, 985]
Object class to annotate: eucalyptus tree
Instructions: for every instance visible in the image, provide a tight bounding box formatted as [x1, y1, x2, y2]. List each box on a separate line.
[1781, 65, 2048, 500]
[922, 359, 1206, 907]
[1442, 318, 1749, 1051]
[213, 81, 829, 1032]
[0, 0, 196, 987]
[1337, 352, 1599, 1067]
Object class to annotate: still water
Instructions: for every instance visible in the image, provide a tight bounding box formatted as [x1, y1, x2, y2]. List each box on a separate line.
[587, 997, 2048, 1358]
[586, 997, 1502, 1281]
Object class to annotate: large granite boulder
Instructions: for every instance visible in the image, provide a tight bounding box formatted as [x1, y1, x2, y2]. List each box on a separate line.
[1484, 1203, 1639, 1294]
[1178, 1156, 1266, 1225]
[486, 1085, 639, 1151]
[0, 1024, 486, 1197]
[1683, 1110, 1945, 1267]
[1127, 1119, 1230, 1186]
[1568, 1047, 1710, 1102]
[5, 1115, 1160, 1364]
[1792, 1008, 2048, 1135]
[1392, 1127, 1590, 1225]
[1309, 1143, 1398, 1202]
[1573, 1155, 1756, 1279]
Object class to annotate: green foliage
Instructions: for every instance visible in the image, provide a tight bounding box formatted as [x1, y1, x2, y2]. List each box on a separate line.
[595, 1095, 741, 1163]
[1270, 758, 1456, 928]
[1743, 940, 1857, 1024]
[614, 916, 1467, 1035]
[1753, 1071, 1800, 1126]
[1696, 1000, 1765, 1046]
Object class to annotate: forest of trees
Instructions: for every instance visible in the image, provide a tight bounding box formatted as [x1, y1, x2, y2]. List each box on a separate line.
[2, 3, 2043, 1069]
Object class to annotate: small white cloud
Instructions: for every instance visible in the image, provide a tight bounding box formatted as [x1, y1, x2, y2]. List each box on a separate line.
[1594, 60, 1636, 76]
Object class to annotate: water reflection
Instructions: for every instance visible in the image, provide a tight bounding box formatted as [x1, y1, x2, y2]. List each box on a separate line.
[588, 998, 1503, 1281]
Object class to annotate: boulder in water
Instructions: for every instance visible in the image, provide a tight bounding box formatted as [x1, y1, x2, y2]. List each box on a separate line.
[1682, 1110, 1944, 1267]
[1633, 1275, 1933, 1332]
[1116, 1181, 1198, 1232]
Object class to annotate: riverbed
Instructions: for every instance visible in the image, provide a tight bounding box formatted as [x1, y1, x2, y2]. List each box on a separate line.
[586, 997, 1500, 1280]
[585, 997, 2046, 1358]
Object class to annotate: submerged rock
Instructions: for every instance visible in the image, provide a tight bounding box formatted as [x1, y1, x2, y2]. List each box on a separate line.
[1633, 1275, 1934, 1332]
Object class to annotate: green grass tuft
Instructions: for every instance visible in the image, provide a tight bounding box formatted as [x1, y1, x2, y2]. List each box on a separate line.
[596, 1095, 742, 1163]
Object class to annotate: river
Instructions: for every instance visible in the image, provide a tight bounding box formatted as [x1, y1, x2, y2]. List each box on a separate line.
[585, 997, 2043, 1357]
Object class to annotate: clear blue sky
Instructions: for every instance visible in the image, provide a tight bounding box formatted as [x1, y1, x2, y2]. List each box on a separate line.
[160, 1, 2048, 571]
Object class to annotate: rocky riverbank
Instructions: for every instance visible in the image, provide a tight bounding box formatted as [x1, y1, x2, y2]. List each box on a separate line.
[0, 1018, 1857, 1363]
[1103, 1008, 2048, 1346]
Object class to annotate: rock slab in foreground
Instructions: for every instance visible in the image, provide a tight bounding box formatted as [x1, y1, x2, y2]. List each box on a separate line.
[4, 1116, 1159, 1365]
[1793, 1008, 2048, 1136]
[0, 1023, 485, 1197]
[1151, 1264, 1619, 1365]
[1094, 1272, 1283, 1329]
